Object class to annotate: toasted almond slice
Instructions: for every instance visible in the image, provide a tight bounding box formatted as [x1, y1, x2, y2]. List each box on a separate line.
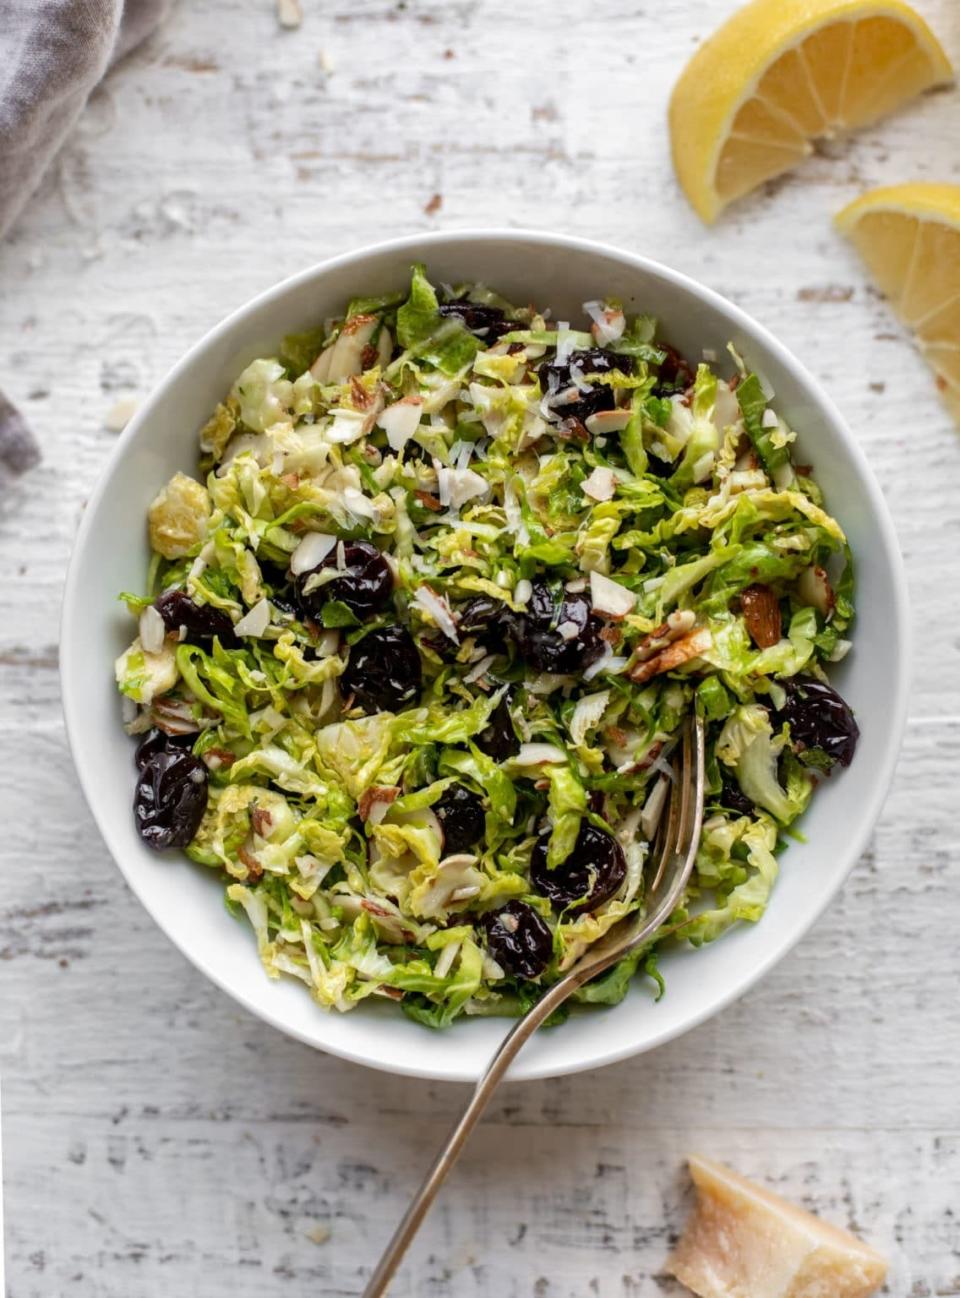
[630, 627, 712, 684]
[740, 583, 782, 648]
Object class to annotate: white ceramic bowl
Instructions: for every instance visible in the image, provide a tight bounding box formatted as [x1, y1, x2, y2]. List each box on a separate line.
[61, 230, 909, 1082]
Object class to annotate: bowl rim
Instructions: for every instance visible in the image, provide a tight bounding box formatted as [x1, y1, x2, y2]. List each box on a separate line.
[61, 227, 910, 1082]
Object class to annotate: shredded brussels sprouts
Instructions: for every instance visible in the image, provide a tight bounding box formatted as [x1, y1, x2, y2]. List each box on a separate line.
[116, 265, 858, 1028]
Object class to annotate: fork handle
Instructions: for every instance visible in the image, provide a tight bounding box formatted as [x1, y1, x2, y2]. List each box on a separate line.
[361, 975, 575, 1298]
[362, 716, 704, 1296]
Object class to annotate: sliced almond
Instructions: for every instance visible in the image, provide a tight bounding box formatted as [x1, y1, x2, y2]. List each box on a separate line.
[290, 531, 337, 575]
[740, 583, 782, 649]
[310, 344, 334, 381]
[585, 408, 632, 436]
[327, 315, 379, 383]
[234, 598, 271, 639]
[590, 570, 637, 619]
[358, 784, 400, 823]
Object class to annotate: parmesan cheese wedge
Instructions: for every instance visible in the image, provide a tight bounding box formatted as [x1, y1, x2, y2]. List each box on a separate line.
[667, 1155, 888, 1298]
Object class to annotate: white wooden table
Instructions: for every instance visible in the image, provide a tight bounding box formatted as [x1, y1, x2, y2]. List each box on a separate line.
[2, 2, 959, 1294]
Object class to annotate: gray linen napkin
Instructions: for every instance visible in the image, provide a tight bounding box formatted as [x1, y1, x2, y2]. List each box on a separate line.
[0, 0, 172, 481]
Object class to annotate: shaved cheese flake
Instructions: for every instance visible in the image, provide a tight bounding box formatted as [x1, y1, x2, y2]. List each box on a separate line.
[590, 571, 636, 619]
[581, 465, 617, 502]
[437, 466, 488, 510]
[556, 620, 579, 641]
[104, 397, 138, 432]
[290, 531, 337, 575]
[668, 1154, 888, 1298]
[555, 322, 575, 365]
[413, 585, 459, 644]
[327, 407, 372, 444]
[234, 598, 271, 638]
[568, 362, 591, 393]
[583, 300, 626, 345]
[188, 540, 215, 583]
[377, 397, 423, 451]
[139, 604, 166, 655]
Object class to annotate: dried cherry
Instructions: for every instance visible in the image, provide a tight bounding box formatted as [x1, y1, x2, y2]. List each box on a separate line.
[134, 749, 208, 850]
[478, 900, 553, 979]
[434, 784, 485, 856]
[539, 347, 630, 390]
[295, 540, 393, 620]
[720, 775, 755, 817]
[457, 596, 512, 645]
[134, 728, 195, 770]
[539, 348, 626, 424]
[438, 299, 517, 341]
[339, 624, 422, 713]
[510, 579, 604, 674]
[475, 696, 519, 761]
[654, 342, 695, 394]
[154, 590, 239, 648]
[778, 676, 860, 768]
[530, 821, 626, 913]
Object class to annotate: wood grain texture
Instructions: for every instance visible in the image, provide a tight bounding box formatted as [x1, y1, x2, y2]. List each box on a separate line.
[1, 1, 959, 1294]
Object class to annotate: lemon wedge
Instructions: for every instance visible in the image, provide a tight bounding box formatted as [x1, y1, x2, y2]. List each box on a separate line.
[669, 0, 953, 223]
[837, 183, 960, 424]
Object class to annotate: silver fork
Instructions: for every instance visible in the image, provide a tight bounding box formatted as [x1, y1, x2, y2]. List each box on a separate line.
[362, 713, 706, 1298]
